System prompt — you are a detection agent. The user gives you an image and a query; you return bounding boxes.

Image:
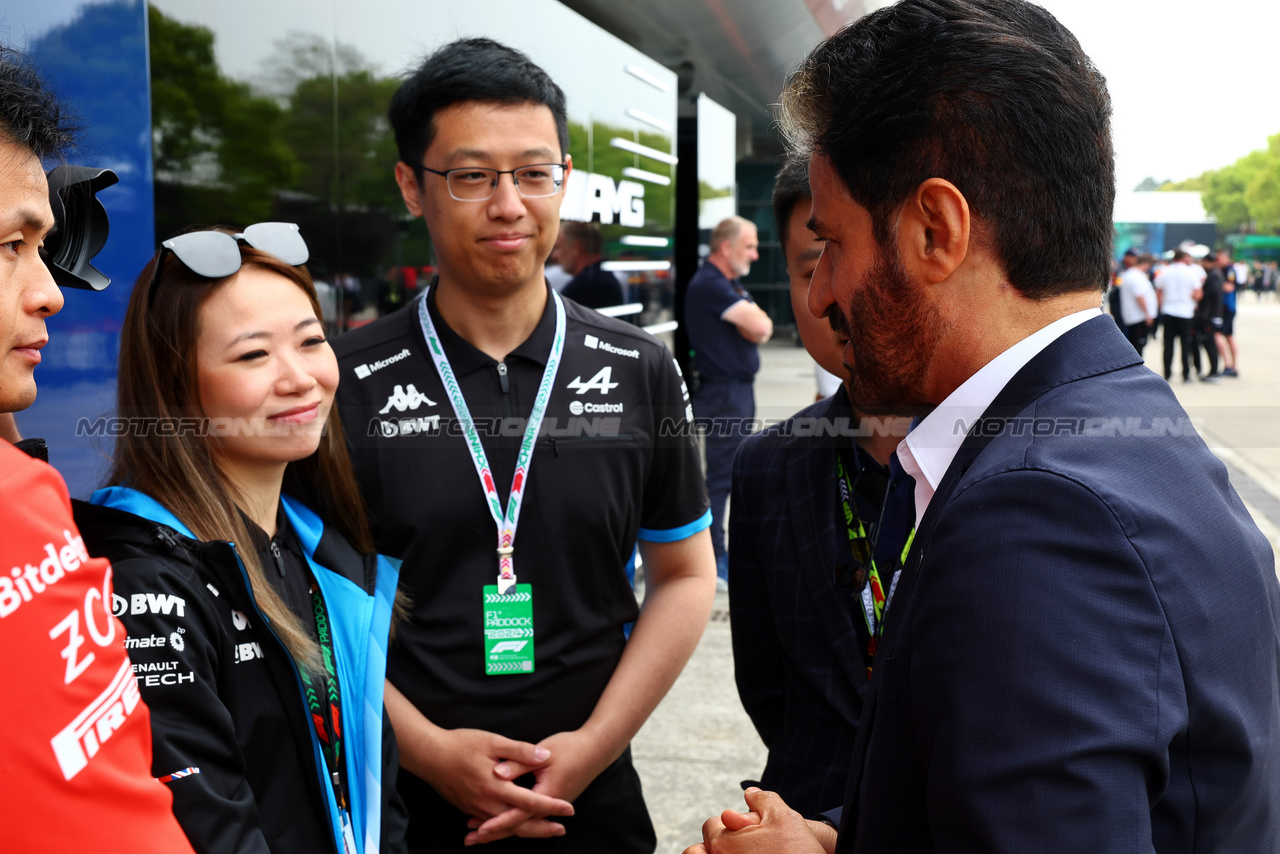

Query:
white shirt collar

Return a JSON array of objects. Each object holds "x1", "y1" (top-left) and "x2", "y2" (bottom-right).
[{"x1": 897, "y1": 308, "x2": 1102, "y2": 528}]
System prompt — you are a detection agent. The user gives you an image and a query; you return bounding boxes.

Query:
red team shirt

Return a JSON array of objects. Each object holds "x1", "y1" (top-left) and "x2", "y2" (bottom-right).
[{"x1": 0, "y1": 440, "x2": 193, "y2": 852}]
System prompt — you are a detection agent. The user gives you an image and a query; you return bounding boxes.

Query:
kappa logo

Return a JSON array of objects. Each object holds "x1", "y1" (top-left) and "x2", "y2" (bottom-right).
[
  {"x1": 490, "y1": 640, "x2": 529, "y2": 654},
  {"x1": 379, "y1": 383, "x2": 436, "y2": 414},
  {"x1": 567, "y1": 366, "x2": 619, "y2": 395},
  {"x1": 353, "y1": 347, "x2": 411, "y2": 380},
  {"x1": 583, "y1": 334, "x2": 639, "y2": 359}
]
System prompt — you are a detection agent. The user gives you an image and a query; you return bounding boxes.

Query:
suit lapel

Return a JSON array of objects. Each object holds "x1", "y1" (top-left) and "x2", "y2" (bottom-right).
[{"x1": 836, "y1": 316, "x2": 1141, "y2": 850}]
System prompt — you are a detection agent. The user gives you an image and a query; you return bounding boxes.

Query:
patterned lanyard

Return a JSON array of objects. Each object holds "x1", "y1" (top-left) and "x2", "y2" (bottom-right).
[
  {"x1": 299, "y1": 586, "x2": 347, "y2": 811},
  {"x1": 418, "y1": 287, "x2": 567, "y2": 593},
  {"x1": 836, "y1": 449, "x2": 915, "y2": 673}
]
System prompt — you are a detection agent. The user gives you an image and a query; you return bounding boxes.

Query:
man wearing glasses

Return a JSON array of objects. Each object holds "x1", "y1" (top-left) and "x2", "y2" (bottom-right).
[{"x1": 331, "y1": 38, "x2": 715, "y2": 853}]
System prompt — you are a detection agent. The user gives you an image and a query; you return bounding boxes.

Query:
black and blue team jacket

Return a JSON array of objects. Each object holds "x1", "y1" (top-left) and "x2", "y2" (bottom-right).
[{"x1": 74, "y1": 488, "x2": 405, "y2": 854}]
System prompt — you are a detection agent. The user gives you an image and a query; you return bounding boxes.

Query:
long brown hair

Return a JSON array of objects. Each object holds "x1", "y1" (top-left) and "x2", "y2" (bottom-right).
[{"x1": 111, "y1": 231, "x2": 373, "y2": 673}]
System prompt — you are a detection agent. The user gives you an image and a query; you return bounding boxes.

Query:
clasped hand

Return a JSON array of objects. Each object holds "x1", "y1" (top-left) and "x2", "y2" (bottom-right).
[
  {"x1": 429, "y1": 727, "x2": 610, "y2": 847},
  {"x1": 683, "y1": 788, "x2": 836, "y2": 854}
]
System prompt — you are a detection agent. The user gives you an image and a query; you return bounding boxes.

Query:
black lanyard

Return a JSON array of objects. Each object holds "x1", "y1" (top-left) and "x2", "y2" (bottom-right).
[{"x1": 299, "y1": 585, "x2": 348, "y2": 811}]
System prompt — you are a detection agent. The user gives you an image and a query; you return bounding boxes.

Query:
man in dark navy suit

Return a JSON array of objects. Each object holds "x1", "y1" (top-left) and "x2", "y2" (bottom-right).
[
  {"x1": 687, "y1": 1, "x2": 1280, "y2": 852},
  {"x1": 728, "y1": 156, "x2": 911, "y2": 818}
]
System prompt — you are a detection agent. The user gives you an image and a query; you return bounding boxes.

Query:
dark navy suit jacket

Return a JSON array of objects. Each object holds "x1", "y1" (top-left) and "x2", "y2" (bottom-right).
[
  {"x1": 729, "y1": 388, "x2": 870, "y2": 817},
  {"x1": 837, "y1": 316, "x2": 1280, "y2": 852}
]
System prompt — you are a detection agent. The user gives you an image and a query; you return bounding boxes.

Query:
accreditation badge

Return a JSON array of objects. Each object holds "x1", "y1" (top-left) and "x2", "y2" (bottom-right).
[{"x1": 482, "y1": 584, "x2": 535, "y2": 675}]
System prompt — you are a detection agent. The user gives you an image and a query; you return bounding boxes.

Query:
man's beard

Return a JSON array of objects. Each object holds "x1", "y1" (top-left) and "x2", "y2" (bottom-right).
[{"x1": 828, "y1": 243, "x2": 947, "y2": 416}]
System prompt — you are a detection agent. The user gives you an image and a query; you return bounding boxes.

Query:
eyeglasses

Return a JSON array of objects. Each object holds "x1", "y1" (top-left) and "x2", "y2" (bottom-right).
[
  {"x1": 146, "y1": 222, "x2": 309, "y2": 307},
  {"x1": 419, "y1": 163, "x2": 565, "y2": 201}
]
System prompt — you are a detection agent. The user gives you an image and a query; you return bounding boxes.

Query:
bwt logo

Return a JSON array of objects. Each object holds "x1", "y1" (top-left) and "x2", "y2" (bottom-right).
[{"x1": 111, "y1": 593, "x2": 186, "y2": 618}]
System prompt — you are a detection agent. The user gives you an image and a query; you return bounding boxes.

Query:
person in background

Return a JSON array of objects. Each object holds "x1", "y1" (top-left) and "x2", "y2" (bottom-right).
[
  {"x1": 556, "y1": 220, "x2": 624, "y2": 309},
  {"x1": 1218, "y1": 249, "x2": 1240, "y2": 377},
  {"x1": 1154, "y1": 249, "x2": 1201, "y2": 383},
  {"x1": 0, "y1": 45, "x2": 197, "y2": 854},
  {"x1": 729, "y1": 155, "x2": 912, "y2": 817},
  {"x1": 1195, "y1": 251, "x2": 1224, "y2": 382},
  {"x1": 73, "y1": 227, "x2": 407, "y2": 854},
  {"x1": 684, "y1": 215, "x2": 772, "y2": 587},
  {"x1": 1118, "y1": 252, "x2": 1157, "y2": 355}
]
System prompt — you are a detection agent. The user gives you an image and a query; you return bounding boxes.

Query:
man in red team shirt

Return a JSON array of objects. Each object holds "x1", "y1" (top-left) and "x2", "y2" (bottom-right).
[{"x1": 0, "y1": 47, "x2": 195, "y2": 852}]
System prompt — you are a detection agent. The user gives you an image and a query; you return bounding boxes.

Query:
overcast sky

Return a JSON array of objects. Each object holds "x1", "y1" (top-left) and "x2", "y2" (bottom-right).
[{"x1": 1030, "y1": 0, "x2": 1279, "y2": 191}]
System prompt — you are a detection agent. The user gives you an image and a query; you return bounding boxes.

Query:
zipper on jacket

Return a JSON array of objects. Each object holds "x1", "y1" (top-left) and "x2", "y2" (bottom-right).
[
  {"x1": 153, "y1": 526, "x2": 179, "y2": 550},
  {"x1": 227, "y1": 543, "x2": 344, "y2": 854},
  {"x1": 270, "y1": 539, "x2": 286, "y2": 577}
]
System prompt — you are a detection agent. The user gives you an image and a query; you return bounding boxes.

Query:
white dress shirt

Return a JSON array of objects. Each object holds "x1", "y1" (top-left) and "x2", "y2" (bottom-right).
[{"x1": 897, "y1": 308, "x2": 1102, "y2": 528}]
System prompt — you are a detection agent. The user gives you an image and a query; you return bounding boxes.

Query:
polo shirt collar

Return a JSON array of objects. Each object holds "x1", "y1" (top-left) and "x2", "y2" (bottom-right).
[{"x1": 424, "y1": 278, "x2": 558, "y2": 376}]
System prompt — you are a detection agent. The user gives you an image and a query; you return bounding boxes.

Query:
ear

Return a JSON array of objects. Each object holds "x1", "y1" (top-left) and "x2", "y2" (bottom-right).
[
  {"x1": 897, "y1": 178, "x2": 970, "y2": 284},
  {"x1": 394, "y1": 162, "x2": 425, "y2": 217}
]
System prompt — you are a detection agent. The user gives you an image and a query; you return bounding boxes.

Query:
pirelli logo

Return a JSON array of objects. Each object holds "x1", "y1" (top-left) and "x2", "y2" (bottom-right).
[{"x1": 50, "y1": 658, "x2": 142, "y2": 780}]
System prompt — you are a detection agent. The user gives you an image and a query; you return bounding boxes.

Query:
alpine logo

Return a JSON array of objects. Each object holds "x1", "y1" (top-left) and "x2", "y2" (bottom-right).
[
  {"x1": 583, "y1": 334, "x2": 639, "y2": 359},
  {"x1": 353, "y1": 347, "x2": 410, "y2": 380},
  {"x1": 567, "y1": 366, "x2": 619, "y2": 395},
  {"x1": 379, "y1": 383, "x2": 436, "y2": 414}
]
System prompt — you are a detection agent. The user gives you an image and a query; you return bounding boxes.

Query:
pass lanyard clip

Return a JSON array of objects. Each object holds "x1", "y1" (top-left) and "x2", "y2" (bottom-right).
[{"x1": 419, "y1": 287, "x2": 567, "y2": 593}]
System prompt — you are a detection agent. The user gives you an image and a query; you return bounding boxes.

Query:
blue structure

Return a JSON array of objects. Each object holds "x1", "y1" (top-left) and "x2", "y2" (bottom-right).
[{"x1": 17, "y1": 0, "x2": 154, "y2": 496}]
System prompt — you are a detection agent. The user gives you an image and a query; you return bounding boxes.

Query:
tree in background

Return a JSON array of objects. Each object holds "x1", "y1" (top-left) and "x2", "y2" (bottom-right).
[{"x1": 1157, "y1": 134, "x2": 1280, "y2": 233}]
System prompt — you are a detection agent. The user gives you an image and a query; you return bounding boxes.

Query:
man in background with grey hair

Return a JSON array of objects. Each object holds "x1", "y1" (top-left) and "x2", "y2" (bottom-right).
[{"x1": 684, "y1": 215, "x2": 771, "y2": 587}]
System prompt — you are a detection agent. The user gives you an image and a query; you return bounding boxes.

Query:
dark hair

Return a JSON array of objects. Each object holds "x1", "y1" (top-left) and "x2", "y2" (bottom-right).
[
  {"x1": 112, "y1": 232, "x2": 374, "y2": 673},
  {"x1": 0, "y1": 45, "x2": 79, "y2": 160},
  {"x1": 560, "y1": 220, "x2": 601, "y2": 256},
  {"x1": 779, "y1": 0, "x2": 1115, "y2": 299},
  {"x1": 389, "y1": 38, "x2": 569, "y2": 173},
  {"x1": 772, "y1": 156, "x2": 811, "y2": 251}
]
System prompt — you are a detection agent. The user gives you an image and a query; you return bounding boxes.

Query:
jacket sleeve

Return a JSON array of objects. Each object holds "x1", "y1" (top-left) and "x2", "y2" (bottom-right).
[
  {"x1": 906, "y1": 470, "x2": 1180, "y2": 851},
  {"x1": 728, "y1": 439, "x2": 787, "y2": 748},
  {"x1": 379, "y1": 705, "x2": 408, "y2": 854},
  {"x1": 109, "y1": 555, "x2": 273, "y2": 854}
]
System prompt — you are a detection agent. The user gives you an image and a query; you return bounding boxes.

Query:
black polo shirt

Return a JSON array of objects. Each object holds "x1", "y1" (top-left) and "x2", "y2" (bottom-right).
[{"x1": 331, "y1": 283, "x2": 709, "y2": 743}]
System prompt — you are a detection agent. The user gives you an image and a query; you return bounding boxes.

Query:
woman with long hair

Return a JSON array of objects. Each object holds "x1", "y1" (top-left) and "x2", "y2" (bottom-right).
[{"x1": 74, "y1": 224, "x2": 407, "y2": 854}]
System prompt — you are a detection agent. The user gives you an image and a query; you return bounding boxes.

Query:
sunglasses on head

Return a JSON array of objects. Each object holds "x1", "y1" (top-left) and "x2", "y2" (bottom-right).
[{"x1": 146, "y1": 222, "x2": 310, "y2": 307}]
